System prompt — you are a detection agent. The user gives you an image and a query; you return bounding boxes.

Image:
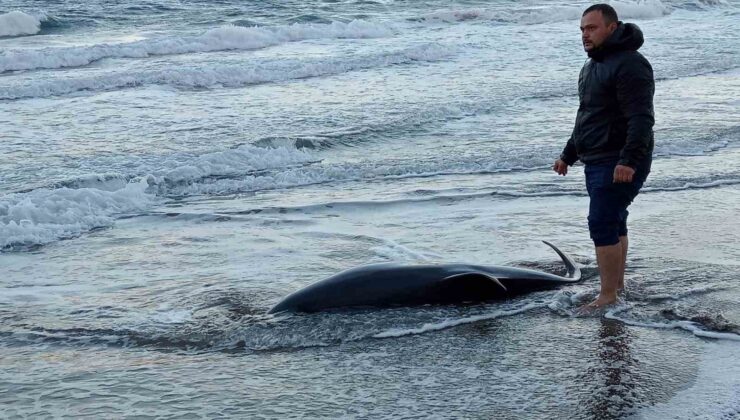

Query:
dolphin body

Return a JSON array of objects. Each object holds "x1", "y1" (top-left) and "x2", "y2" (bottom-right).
[{"x1": 268, "y1": 241, "x2": 581, "y2": 314}]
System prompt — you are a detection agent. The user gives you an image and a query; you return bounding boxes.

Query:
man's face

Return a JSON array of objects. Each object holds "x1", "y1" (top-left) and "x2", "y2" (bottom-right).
[{"x1": 580, "y1": 11, "x2": 617, "y2": 52}]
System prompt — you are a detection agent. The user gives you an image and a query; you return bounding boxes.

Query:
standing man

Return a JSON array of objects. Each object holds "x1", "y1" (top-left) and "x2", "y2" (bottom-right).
[{"x1": 553, "y1": 4, "x2": 654, "y2": 309}]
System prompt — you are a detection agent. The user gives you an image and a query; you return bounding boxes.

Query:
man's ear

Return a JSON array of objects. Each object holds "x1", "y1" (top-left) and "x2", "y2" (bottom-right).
[{"x1": 608, "y1": 21, "x2": 618, "y2": 33}]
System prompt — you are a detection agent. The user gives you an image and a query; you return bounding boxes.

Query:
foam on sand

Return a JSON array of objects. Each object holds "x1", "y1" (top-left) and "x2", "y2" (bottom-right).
[
  {"x1": 605, "y1": 306, "x2": 740, "y2": 341},
  {"x1": 373, "y1": 302, "x2": 545, "y2": 338}
]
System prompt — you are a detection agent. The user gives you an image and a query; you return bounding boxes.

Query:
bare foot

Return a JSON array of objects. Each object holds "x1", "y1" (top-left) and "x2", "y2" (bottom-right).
[
  {"x1": 588, "y1": 294, "x2": 617, "y2": 307},
  {"x1": 578, "y1": 294, "x2": 617, "y2": 314}
]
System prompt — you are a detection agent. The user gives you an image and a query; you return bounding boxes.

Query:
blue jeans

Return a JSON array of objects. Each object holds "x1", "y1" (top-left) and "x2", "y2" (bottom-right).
[{"x1": 585, "y1": 158, "x2": 651, "y2": 247}]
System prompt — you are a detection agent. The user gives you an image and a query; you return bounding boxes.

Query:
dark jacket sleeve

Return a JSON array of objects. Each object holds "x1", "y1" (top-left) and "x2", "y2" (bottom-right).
[
  {"x1": 616, "y1": 54, "x2": 655, "y2": 167},
  {"x1": 560, "y1": 130, "x2": 578, "y2": 165}
]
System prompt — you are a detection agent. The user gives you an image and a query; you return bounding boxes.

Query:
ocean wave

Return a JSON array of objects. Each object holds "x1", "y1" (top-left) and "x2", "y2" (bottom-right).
[
  {"x1": 0, "y1": 178, "x2": 152, "y2": 250},
  {"x1": 158, "y1": 158, "x2": 740, "y2": 200},
  {"x1": 654, "y1": 125, "x2": 740, "y2": 156},
  {"x1": 676, "y1": 0, "x2": 735, "y2": 10},
  {"x1": 417, "y1": 0, "x2": 671, "y2": 24},
  {"x1": 0, "y1": 11, "x2": 50, "y2": 37},
  {"x1": 0, "y1": 145, "x2": 316, "y2": 250},
  {"x1": 19, "y1": 145, "x2": 316, "y2": 194},
  {"x1": 642, "y1": 178, "x2": 740, "y2": 193},
  {"x1": 149, "y1": 144, "x2": 317, "y2": 190},
  {"x1": 0, "y1": 43, "x2": 454, "y2": 100},
  {"x1": 253, "y1": 103, "x2": 481, "y2": 151},
  {"x1": 286, "y1": 14, "x2": 334, "y2": 25},
  {"x1": 1, "y1": 147, "x2": 527, "y2": 250},
  {"x1": 654, "y1": 138, "x2": 731, "y2": 157},
  {"x1": 154, "y1": 153, "x2": 551, "y2": 198},
  {"x1": 609, "y1": 0, "x2": 673, "y2": 18},
  {"x1": 3, "y1": 140, "x2": 740, "y2": 250},
  {"x1": 0, "y1": 19, "x2": 394, "y2": 73},
  {"x1": 179, "y1": 173, "x2": 740, "y2": 217}
]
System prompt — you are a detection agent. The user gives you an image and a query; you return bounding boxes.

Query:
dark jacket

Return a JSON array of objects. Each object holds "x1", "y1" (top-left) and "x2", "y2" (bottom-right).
[{"x1": 560, "y1": 22, "x2": 655, "y2": 168}]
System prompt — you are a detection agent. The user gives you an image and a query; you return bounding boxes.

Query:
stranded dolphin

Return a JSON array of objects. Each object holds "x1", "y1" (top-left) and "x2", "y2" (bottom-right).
[{"x1": 268, "y1": 241, "x2": 581, "y2": 314}]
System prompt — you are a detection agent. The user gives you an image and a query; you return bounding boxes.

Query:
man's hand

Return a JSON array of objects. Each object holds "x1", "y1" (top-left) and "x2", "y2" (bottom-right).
[
  {"x1": 553, "y1": 159, "x2": 569, "y2": 176},
  {"x1": 613, "y1": 165, "x2": 635, "y2": 183}
]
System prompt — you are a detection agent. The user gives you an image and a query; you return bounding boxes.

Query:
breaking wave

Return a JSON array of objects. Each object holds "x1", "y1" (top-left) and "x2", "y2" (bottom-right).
[
  {"x1": 0, "y1": 43, "x2": 454, "y2": 100},
  {"x1": 0, "y1": 178, "x2": 152, "y2": 250},
  {"x1": 417, "y1": 0, "x2": 671, "y2": 24},
  {"x1": 0, "y1": 145, "x2": 314, "y2": 250},
  {"x1": 0, "y1": 10, "x2": 51, "y2": 37},
  {"x1": 0, "y1": 20, "x2": 394, "y2": 73},
  {"x1": 4, "y1": 134, "x2": 740, "y2": 251}
]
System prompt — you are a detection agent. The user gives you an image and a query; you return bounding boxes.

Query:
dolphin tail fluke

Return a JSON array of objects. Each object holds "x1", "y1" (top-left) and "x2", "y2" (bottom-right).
[{"x1": 542, "y1": 241, "x2": 581, "y2": 281}]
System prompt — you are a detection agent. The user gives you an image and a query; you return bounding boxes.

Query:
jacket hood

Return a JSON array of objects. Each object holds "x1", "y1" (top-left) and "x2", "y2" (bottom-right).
[{"x1": 588, "y1": 22, "x2": 644, "y2": 61}]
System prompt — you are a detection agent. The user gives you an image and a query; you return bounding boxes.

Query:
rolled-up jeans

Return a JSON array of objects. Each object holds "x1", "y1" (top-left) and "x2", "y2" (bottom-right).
[{"x1": 585, "y1": 157, "x2": 651, "y2": 247}]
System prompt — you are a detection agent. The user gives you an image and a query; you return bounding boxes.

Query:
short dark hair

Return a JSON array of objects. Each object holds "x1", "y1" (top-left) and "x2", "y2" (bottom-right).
[{"x1": 583, "y1": 4, "x2": 619, "y2": 24}]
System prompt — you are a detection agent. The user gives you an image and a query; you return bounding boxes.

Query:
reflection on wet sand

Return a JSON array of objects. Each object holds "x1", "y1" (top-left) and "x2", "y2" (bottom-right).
[{"x1": 587, "y1": 318, "x2": 638, "y2": 419}]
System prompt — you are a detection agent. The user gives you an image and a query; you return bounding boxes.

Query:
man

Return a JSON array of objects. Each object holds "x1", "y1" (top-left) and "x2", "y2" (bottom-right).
[{"x1": 553, "y1": 4, "x2": 654, "y2": 309}]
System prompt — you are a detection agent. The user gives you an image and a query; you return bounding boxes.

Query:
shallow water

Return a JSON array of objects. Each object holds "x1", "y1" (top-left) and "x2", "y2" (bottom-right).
[{"x1": 2, "y1": 0, "x2": 740, "y2": 418}]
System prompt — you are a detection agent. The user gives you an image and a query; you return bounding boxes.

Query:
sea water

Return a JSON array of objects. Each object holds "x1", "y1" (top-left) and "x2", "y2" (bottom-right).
[{"x1": 1, "y1": 0, "x2": 739, "y2": 418}]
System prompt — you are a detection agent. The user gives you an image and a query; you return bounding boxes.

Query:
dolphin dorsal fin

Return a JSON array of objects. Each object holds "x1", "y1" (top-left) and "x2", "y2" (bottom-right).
[{"x1": 441, "y1": 272, "x2": 507, "y2": 292}]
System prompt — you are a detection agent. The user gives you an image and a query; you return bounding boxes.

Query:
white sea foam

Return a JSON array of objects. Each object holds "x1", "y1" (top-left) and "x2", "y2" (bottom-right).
[
  {"x1": 154, "y1": 150, "x2": 740, "y2": 198},
  {"x1": 605, "y1": 308, "x2": 740, "y2": 341},
  {"x1": 642, "y1": 178, "x2": 740, "y2": 193},
  {"x1": 420, "y1": 0, "x2": 670, "y2": 24},
  {"x1": 0, "y1": 11, "x2": 42, "y2": 37},
  {"x1": 370, "y1": 239, "x2": 440, "y2": 262},
  {"x1": 0, "y1": 43, "x2": 454, "y2": 100},
  {"x1": 646, "y1": 284, "x2": 727, "y2": 301},
  {"x1": 0, "y1": 145, "x2": 317, "y2": 248},
  {"x1": 609, "y1": 0, "x2": 672, "y2": 19},
  {"x1": 373, "y1": 302, "x2": 545, "y2": 338},
  {"x1": 0, "y1": 178, "x2": 152, "y2": 249},
  {"x1": 547, "y1": 289, "x2": 594, "y2": 314},
  {"x1": 2, "y1": 142, "x2": 737, "y2": 249},
  {"x1": 654, "y1": 138, "x2": 730, "y2": 156},
  {"x1": 157, "y1": 154, "x2": 546, "y2": 197},
  {"x1": 151, "y1": 144, "x2": 316, "y2": 186},
  {"x1": 0, "y1": 20, "x2": 394, "y2": 72},
  {"x1": 420, "y1": 8, "x2": 494, "y2": 23},
  {"x1": 150, "y1": 308, "x2": 193, "y2": 324}
]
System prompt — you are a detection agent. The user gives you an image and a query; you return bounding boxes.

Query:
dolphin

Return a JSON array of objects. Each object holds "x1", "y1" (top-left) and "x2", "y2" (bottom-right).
[{"x1": 268, "y1": 241, "x2": 581, "y2": 314}]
